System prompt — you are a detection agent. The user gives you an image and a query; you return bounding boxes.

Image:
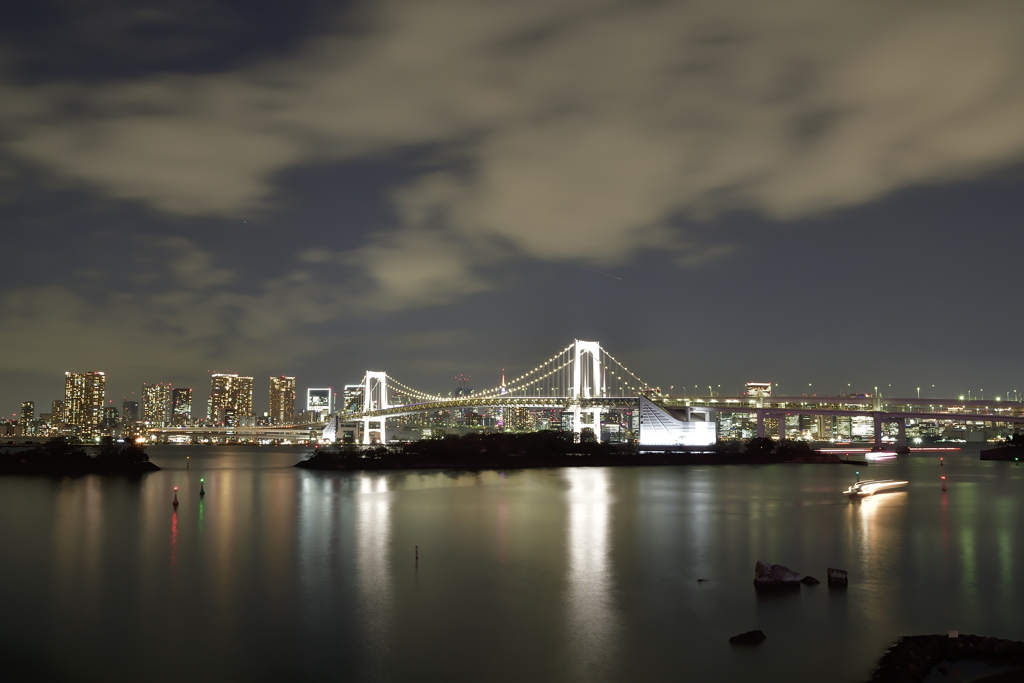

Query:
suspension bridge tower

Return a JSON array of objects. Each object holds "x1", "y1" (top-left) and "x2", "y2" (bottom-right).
[
  {"x1": 570, "y1": 340, "x2": 606, "y2": 440},
  {"x1": 361, "y1": 371, "x2": 388, "y2": 445}
]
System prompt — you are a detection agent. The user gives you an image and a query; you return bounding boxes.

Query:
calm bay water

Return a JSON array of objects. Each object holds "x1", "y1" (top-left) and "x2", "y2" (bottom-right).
[{"x1": 0, "y1": 445, "x2": 1021, "y2": 682}]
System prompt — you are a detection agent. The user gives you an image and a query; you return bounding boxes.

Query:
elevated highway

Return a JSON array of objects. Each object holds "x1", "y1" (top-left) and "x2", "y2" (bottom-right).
[{"x1": 147, "y1": 394, "x2": 1024, "y2": 446}]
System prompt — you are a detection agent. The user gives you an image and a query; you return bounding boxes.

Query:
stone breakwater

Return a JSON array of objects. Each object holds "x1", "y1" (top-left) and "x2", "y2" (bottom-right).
[{"x1": 869, "y1": 634, "x2": 1024, "y2": 682}]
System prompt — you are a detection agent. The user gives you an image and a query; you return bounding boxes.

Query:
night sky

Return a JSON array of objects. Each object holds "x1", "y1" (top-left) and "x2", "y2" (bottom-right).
[{"x1": 3, "y1": 0, "x2": 1023, "y2": 416}]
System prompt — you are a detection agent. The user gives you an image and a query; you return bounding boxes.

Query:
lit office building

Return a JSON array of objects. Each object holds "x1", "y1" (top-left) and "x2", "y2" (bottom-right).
[
  {"x1": 64, "y1": 371, "x2": 106, "y2": 438},
  {"x1": 52, "y1": 399, "x2": 64, "y2": 425},
  {"x1": 142, "y1": 383, "x2": 173, "y2": 427},
  {"x1": 307, "y1": 388, "x2": 332, "y2": 421},
  {"x1": 268, "y1": 376, "x2": 296, "y2": 424},
  {"x1": 744, "y1": 382, "x2": 773, "y2": 397},
  {"x1": 171, "y1": 388, "x2": 192, "y2": 426},
  {"x1": 208, "y1": 373, "x2": 254, "y2": 426},
  {"x1": 20, "y1": 401, "x2": 35, "y2": 436},
  {"x1": 342, "y1": 385, "x2": 363, "y2": 413},
  {"x1": 503, "y1": 406, "x2": 532, "y2": 432}
]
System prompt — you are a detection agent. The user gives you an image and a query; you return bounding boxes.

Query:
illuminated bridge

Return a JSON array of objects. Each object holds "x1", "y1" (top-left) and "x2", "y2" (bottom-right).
[{"x1": 149, "y1": 339, "x2": 1024, "y2": 446}]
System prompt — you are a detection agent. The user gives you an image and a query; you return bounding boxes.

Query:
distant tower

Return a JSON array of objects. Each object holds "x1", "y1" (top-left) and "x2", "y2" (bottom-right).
[
  {"x1": 497, "y1": 369, "x2": 507, "y2": 429},
  {"x1": 64, "y1": 371, "x2": 106, "y2": 438},
  {"x1": 455, "y1": 374, "x2": 473, "y2": 397},
  {"x1": 268, "y1": 376, "x2": 296, "y2": 424}
]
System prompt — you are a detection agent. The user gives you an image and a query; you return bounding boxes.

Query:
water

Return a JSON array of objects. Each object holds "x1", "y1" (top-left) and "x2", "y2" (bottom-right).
[{"x1": 0, "y1": 445, "x2": 1021, "y2": 682}]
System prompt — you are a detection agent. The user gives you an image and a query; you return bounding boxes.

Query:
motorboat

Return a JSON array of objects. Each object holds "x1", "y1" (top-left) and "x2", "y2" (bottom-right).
[
  {"x1": 843, "y1": 479, "x2": 908, "y2": 498},
  {"x1": 865, "y1": 451, "x2": 898, "y2": 461}
]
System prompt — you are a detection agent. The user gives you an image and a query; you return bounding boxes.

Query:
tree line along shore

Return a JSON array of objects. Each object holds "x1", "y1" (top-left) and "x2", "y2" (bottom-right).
[
  {"x1": 0, "y1": 437, "x2": 158, "y2": 475},
  {"x1": 295, "y1": 433, "x2": 851, "y2": 471}
]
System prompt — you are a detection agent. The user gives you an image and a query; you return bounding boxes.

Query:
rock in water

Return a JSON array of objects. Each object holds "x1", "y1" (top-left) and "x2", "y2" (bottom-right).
[
  {"x1": 801, "y1": 575, "x2": 820, "y2": 585},
  {"x1": 827, "y1": 568, "x2": 848, "y2": 586},
  {"x1": 753, "y1": 560, "x2": 803, "y2": 585},
  {"x1": 729, "y1": 630, "x2": 766, "y2": 645}
]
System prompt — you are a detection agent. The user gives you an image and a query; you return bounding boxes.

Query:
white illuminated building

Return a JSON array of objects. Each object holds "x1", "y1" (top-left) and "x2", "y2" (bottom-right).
[{"x1": 638, "y1": 397, "x2": 716, "y2": 446}]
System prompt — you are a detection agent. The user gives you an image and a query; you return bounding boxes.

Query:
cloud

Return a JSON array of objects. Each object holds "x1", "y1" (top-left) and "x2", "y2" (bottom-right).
[
  {"x1": 0, "y1": 237, "x2": 349, "y2": 381},
  {"x1": 3, "y1": 0, "x2": 1024, "y2": 306}
]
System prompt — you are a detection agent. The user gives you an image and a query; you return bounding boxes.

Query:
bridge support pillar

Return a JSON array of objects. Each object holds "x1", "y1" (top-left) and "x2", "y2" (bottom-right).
[
  {"x1": 896, "y1": 419, "x2": 907, "y2": 448},
  {"x1": 778, "y1": 413, "x2": 787, "y2": 441},
  {"x1": 756, "y1": 409, "x2": 765, "y2": 438},
  {"x1": 570, "y1": 407, "x2": 603, "y2": 442},
  {"x1": 873, "y1": 412, "x2": 883, "y2": 448},
  {"x1": 361, "y1": 419, "x2": 385, "y2": 445}
]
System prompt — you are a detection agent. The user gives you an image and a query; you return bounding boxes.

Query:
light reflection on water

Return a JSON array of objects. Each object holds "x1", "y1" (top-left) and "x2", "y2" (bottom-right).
[
  {"x1": 357, "y1": 475, "x2": 394, "y2": 676},
  {"x1": 565, "y1": 468, "x2": 616, "y2": 681},
  {"x1": 0, "y1": 445, "x2": 1022, "y2": 682}
]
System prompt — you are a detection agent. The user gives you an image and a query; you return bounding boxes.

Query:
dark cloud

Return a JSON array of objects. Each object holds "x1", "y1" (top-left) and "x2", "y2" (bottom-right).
[
  {"x1": 0, "y1": 0, "x2": 345, "y2": 82},
  {"x1": 1, "y1": 0, "x2": 1023, "y2": 412}
]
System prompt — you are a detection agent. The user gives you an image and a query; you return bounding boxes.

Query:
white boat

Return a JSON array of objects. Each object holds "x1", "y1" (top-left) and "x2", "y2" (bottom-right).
[
  {"x1": 865, "y1": 451, "x2": 898, "y2": 461},
  {"x1": 843, "y1": 479, "x2": 908, "y2": 497}
]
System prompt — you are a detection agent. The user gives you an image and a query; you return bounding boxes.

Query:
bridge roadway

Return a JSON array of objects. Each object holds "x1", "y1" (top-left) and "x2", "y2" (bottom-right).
[
  {"x1": 666, "y1": 395, "x2": 1024, "y2": 442},
  {"x1": 349, "y1": 394, "x2": 1024, "y2": 420},
  {"x1": 147, "y1": 395, "x2": 1024, "y2": 443}
]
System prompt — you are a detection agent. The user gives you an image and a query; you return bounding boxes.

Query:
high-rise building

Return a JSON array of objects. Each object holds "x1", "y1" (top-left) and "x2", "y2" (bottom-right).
[
  {"x1": 208, "y1": 373, "x2": 254, "y2": 426},
  {"x1": 171, "y1": 388, "x2": 192, "y2": 427},
  {"x1": 142, "y1": 383, "x2": 173, "y2": 427},
  {"x1": 103, "y1": 406, "x2": 120, "y2": 432},
  {"x1": 342, "y1": 384, "x2": 363, "y2": 413},
  {"x1": 64, "y1": 371, "x2": 106, "y2": 438},
  {"x1": 52, "y1": 399, "x2": 64, "y2": 425},
  {"x1": 20, "y1": 401, "x2": 35, "y2": 436},
  {"x1": 268, "y1": 376, "x2": 296, "y2": 424},
  {"x1": 122, "y1": 400, "x2": 140, "y2": 424}
]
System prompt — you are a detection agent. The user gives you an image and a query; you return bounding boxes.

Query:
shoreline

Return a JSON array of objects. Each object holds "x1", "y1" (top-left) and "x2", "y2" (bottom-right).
[{"x1": 0, "y1": 439, "x2": 159, "y2": 476}]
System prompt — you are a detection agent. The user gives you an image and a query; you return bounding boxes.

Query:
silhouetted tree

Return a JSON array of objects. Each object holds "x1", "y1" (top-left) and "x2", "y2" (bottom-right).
[{"x1": 744, "y1": 437, "x2": 775, "y2": 457}]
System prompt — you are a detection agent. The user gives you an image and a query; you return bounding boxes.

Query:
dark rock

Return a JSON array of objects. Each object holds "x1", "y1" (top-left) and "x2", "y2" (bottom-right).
[
  {"x1": 868, "y1": 634, "x2": 1024, "y2": 682},
  {"x1": 801, "y1": 575, "x2": 820, "y2": 585},
  {"x1": 827, "y1": 567, "x2": 848, "y2": 585},
  {"x1": 729, "y1": 630, "x2": 766, "y2": 646},
  {"x1": 754, "y1": 560, "x2": 803, "y2": 585}
]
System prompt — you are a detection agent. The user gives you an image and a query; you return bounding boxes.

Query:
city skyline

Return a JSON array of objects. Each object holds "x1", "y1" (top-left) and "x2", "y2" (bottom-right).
[
  {"x1": 7, "y1": 357, "x2": 1022, "y2": 428},
  {"x1": 2, "y1": 1, "x2": 1023, "y2": 418}
]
